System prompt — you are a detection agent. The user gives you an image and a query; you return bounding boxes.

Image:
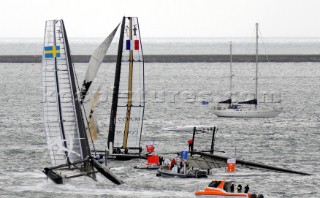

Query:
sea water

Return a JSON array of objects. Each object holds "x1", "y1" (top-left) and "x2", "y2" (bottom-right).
[
  {"x1": 1, "y1": 37, "x2": 320, "y2": 55},
  {"x1": 0, "y1": 61, "x2": 319, "y2": 197}
]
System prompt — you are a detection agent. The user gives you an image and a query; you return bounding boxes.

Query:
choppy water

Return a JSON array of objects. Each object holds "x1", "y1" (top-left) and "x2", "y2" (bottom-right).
[
  {"x1": 0, "y1": 62, "x2": 320, "y2": 197},
  {"x1": 1, "y1": 37, "x2": 320, "y2": 55}
]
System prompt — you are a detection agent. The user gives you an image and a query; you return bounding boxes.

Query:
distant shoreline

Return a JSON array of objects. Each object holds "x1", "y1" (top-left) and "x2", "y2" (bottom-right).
[{"x1": 1, "y1": 55, "x2": 320, "y2": 63}]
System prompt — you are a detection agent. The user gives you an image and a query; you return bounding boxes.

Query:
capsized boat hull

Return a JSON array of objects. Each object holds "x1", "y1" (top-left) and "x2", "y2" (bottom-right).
[
  {"x1": 106, "y1": 154, "x2": 144, "y2": 160},
  {"x1": 162, "y1": 125, "x2": 216, "y2": 132},
  {"x1": 157, "y1": 169, "x2": 207, "y2": 178},
  {"x1": 43, "y1": 168, "x2": 63, "y2": 184},
  {"x1": 213, "y1": 109, "x2": 281, "y2": 118},
  {"x1": 90, "y1": 158, "x2": 122, "y2": 185},
  {"x1": 94, "y1": 150, "x2": 145, "y2": 161},
  {"x1": 134, "y1": 163, "x2": 159, "y2": 170}
]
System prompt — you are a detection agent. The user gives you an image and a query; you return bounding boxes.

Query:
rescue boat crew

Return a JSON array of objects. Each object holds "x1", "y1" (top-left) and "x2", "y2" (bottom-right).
[
  {"x1": 237, "y1": 184, "x2": 242, "y2": 192},
  {"x1": 244, "y1": 184, "x2": 249, "y2": 193},
  {"x1": 230, "y1": 184, "x2": 235, "y2": 192}
]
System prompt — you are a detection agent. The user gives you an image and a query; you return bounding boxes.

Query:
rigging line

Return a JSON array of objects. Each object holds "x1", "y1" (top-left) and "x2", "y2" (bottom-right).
[
  {"x1": 137, "y1": 17, "x2": 145, "y2": 151},
  {"x1": 251, "y1": 24, "x2": 256, "y2": 69},
  {"x1": 258, "y1": 28, "x2": 270, "y2": 63},
  {"x1": 134, "y1": 20, "x2": 142, "y2": 60}
]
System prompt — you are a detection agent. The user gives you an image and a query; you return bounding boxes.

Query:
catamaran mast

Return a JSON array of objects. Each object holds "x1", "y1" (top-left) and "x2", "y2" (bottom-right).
[
  {"x1": 61, "y1": 20, "x2": 91, "y2": 160},
  {"x1": 229, "y1": 42, "x2": 233, "y2": 102},
  {"x1": 52, "y1": 20, "x2": 69, "y2": 163},
  {"x1": 255, "y1": 23, "x2": 259, "y2": 110},
  {"x1": 108, "y1": 17, "x2": 126, "y2": 150},
  {"x1": 123, "y1": 17, "x2": 134, "y2": 149}
]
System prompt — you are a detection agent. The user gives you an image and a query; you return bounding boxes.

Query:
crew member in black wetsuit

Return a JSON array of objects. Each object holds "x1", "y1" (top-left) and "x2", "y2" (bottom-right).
[
  {"x1": 231, "y1": 184, "x2": 235, "y2": 192},
  {"x1": 159, "y1": 156, "x2": 164, "y2": 165},
  {"x1": 244, "y1": 185, "x2": 249, "y2": 193}
]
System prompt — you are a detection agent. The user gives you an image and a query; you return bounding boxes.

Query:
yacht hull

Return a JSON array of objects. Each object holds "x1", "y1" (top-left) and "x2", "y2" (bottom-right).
[{"x1": 213, "y1": 109, "x2": 280, "y2": 118}]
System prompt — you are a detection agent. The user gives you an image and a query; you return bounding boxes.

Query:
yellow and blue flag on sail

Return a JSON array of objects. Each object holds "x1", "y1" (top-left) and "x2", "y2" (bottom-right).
[{"x1": 44, "y1": 46, "x2": 61, "y2": 58}]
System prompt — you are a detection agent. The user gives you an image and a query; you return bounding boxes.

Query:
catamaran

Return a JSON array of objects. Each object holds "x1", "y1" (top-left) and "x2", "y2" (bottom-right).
[
  {"x1": 98, "y1": 16, "x2": 146, "y2": 160},
  {"x1": 41, "y1": 19, "x2": 121, "y2": 184},
  {"x1": 212, "y1": 23, "x2": 281, "y2": 118}
]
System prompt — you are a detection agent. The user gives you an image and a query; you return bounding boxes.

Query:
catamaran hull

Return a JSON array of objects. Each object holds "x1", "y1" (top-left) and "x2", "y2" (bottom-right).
[
  {"x1": 95, "y1": 149, "x2": 145, "y2": 161},
  {"x1": 43, "y1": 168, "x2": 63, "y2": 184},
  {"x1": 213, "y1": 109, "x2": 281, "y2": 118},
  {"x1": 106, "y1": 154, "x2": 144, "y2": 161},
  {"x1": 162, "y1": 125, "x2": 216, "y2": 132},
  {"x1": 156, "y1": 169, "x2": 207, "y2": 178},
  {"x1": 90, "y1": 159, "x2": 122, "y2": 185}
]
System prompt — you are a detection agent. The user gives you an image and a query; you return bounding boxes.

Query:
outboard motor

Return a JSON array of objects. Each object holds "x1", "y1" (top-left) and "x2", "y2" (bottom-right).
[{"x1": 257, "y1": 194, "x2": 264, "y2": 198}]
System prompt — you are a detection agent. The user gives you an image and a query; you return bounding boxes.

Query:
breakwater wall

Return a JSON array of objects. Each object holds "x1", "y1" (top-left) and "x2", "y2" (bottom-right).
[{"x1": 1, "y1": 55, "x2": 320, "y2": 63}]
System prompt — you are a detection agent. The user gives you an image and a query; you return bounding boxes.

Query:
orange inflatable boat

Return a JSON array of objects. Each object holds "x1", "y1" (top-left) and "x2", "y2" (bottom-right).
[{"x1": 195, "y1": 180, "x2": 264, "y2": 198}]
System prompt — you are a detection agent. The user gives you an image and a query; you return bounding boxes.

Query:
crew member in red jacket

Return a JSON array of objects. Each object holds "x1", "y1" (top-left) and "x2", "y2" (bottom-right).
[{"x1": 188, "y1": 139, "x2": 193, "y2": 152}]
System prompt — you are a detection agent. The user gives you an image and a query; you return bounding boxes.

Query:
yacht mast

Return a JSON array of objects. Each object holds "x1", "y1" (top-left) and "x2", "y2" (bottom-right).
[
  {"x1": 123, "y1": 17, "x2": 133, "y2": 149},
  {"x1": 229, "y1": 42, "x2": 233, "y2": 102},
  {"x1": 255, "y1": 23, "x2": 259, "y2": 110}
]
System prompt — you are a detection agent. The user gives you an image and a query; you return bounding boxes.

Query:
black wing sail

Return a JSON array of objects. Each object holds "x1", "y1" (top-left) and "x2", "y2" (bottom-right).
[{"x1": 108, "y1": 17, "x2": 126, "y2": 151}]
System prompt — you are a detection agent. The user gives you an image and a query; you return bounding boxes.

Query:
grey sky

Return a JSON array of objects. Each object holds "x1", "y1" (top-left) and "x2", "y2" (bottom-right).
[{"x1": 1, "y1": 0, "x2": 320, "y2": 38}]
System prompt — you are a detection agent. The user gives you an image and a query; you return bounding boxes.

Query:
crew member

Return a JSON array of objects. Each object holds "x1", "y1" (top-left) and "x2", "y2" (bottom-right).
[
  {"x1": 188, "y1": 139, "x2": 193, "y2": 152},
  {"x1": 230, "y1": 184, "x2": 235, "y2": 192},
  {"x1": 237, "y1": 184, "x2": 242, "y2": 193},
  {"x1": 171, "y1": 158, "x2": 176, "y2": 169},
  {"x1": 159, "y1": 156, "x2": 164, "y2": 165},
  {"x1": 244, "y1": 184, "x2": 249, "y2": 193}
]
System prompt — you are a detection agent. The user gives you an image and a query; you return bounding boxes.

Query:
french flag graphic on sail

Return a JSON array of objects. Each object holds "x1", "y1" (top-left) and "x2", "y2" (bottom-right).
[{"x1": 126, "y1": 40, "x2": 140, "y2": 50}]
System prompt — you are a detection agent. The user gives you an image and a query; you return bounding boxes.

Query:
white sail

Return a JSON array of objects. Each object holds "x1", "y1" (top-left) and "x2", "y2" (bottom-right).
[
  {"x1": 109, "y1": 17, "x2": 145, "y2": 152},
  {"x1": 42, "y1": 20, "x2": 89, "y2": 166},
  {"x1": 80, "y1": 24, "x2": 119, "y2": 101}
]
